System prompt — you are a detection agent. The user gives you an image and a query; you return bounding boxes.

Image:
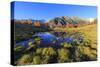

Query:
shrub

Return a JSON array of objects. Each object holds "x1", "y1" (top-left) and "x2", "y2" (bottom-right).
[
  {"x1": 58, "y1": 48, "x2": 70, "y2": 62},
  {"x1": 36, "y1": 48, "x2": 43, "y2": 55},
  {"x1": 14, "y1": 45, "x2": 23, "y2": 52},
  {"x1": 42, "y1": 47, "x2": 57, "y2": 63},
  {"x1": 17, "y1": 54, "x2": 31, "y2": 65},
  {"x1": 25, "y1": 42, "x2": 36, "y2": 52},
  {"x1": 32, "y1": 56, "x2": 41, "y2": 64},
  {"x1": 76, "y1": 45, "x2": 97, "y2": 61},
  {"x1": 61, "y1": 42, "x2": 72, "y2": 48},
  {"x1": 42, "y1": 47, "x2": 56, "y2": 56}
]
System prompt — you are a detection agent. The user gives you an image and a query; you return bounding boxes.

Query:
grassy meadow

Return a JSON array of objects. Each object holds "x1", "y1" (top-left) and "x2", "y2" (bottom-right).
[{"x1": 14, "y1": 23, "x2": 97, "y2": 65}]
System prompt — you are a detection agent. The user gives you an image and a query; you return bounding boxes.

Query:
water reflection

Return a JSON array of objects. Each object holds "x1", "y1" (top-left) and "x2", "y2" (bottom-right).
[{"x1": 16, "y1": 32, "x2": 73, "y2": 48}]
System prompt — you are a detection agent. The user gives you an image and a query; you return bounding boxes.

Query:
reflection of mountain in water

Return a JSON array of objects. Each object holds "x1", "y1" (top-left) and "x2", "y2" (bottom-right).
[{"x1": 16, "y1": 32, "x2": 74, "y2": 48}]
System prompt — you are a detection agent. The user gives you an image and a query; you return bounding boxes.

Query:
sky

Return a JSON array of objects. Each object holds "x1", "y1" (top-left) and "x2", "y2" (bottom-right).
[{"x1": 12, "y1": 1, "x2": 97, "y2": 21}]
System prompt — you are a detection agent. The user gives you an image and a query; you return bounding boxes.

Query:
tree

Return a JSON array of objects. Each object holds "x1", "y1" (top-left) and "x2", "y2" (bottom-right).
[
  {"x1": 33, "y1": 22, "x2": 41, "y2": 27},
  {"x1": 45, "y1": 22, "x2": 49, "y2": 27}
]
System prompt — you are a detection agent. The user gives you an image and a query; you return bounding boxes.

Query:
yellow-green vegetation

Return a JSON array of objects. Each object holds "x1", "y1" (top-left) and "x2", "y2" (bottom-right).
[
  {"x1": 14, "y1": 24, "x2": 97, "y2": 65},
  {"x1": 79, "y1": 24, "x2": 97, "y2": 49},
  {"x1": 32, "y1": 56, "x2": 41, "y2": 64},
  {"x1": 17, "y1": 54, "x2": 32, "y2": 65},
  {"x1": 54, "y1": 24, "x2": 97, "y2": 50},
  {"x1": 78, "y1": 24, "x2": 97, "y2": 60},
  {"x1": 42, "y1": 47, "x2": 57, "y2": 63},
  {"x1": 58, "y1": 48, "x2": 70, "y2": 62},
  {"x1": 61, "y1": 42, "x2": 72, "y2": 48},
  {"x1": 14, "y1": 45, "x2": 23, "y2": 52},
  {"x1": 36, "y1": 48, "x2": 43, "y2": 55},
  {"x1": 26, "y1": 42, "x2": 36, "y2": 51},
  {"x1": 42, "y1": 47, "x2": 56, "y2": 56}
]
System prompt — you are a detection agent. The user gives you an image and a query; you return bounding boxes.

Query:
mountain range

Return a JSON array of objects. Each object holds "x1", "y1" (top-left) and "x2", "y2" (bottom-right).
[{"x1": 14, "y1": 16, "x2": 96, "y2": 28}]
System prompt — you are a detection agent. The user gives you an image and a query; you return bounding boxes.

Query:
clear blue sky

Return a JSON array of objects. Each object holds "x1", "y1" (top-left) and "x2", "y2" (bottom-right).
[{"x1": 12, "y1": 1, "x2": 97, "y2": 20}]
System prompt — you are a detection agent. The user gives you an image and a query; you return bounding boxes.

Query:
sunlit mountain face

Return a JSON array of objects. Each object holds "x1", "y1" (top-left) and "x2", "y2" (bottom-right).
[{"x1": 14, "y1": 16, "x2": 96, "y2": 29}]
